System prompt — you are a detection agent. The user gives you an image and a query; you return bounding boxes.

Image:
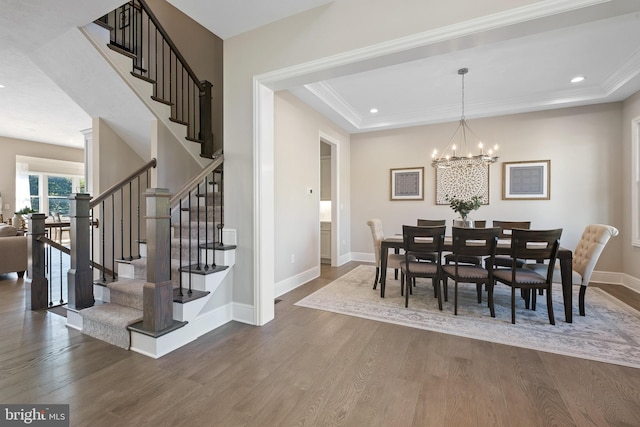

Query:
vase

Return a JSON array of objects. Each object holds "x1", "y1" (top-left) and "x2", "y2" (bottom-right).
[
  {"x1": 453, "y1": 218, "x2": 474, "y2": 228},
  {"x1": 12, "y1": 214, "x2": 22, "y2": 229}
]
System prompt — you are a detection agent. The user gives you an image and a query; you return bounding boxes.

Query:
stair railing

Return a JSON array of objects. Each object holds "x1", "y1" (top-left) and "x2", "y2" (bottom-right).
[
  {"x1": 97, "y1": 0, "x2": 215, "y2": 158},
  {"x1": 89, "y1": 158, "x2": 157, "y2": 285},
  {"x1": 169, "y1": 151, "x2": 224, "y2": 298}
]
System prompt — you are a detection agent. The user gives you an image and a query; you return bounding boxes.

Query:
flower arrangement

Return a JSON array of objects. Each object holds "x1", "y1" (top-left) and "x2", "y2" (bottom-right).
[
  {"x1": 446, "y1": 195, "x2": 482, "y2": 221},
  {"x1": 15, "y1": 206, "x2": 36, "y2": 215}
]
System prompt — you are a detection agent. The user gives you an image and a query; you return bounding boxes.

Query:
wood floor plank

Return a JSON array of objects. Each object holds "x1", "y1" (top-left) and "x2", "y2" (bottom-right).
[{"x1": 1, "y1": 265, "x2": 639, "y2": 426}]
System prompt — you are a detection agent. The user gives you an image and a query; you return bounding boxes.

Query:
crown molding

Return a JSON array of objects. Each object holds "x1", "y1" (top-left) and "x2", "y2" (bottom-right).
[{"x1": 257, "y1": 0, "x2": 610, "y2": 87}]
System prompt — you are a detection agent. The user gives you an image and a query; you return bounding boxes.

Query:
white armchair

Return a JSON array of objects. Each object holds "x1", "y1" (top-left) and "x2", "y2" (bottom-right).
[
  {"x1": 526, "y1": 224, "x2": 619, "y2": 316},
  {"x1": 367, "y1": 218, "x2": 404, "y2": 290}
]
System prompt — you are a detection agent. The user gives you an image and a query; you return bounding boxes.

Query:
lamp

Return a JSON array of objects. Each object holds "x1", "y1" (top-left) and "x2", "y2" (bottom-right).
[{"x1": 431, "y1": 68, "x2": 499, "y2": 169}]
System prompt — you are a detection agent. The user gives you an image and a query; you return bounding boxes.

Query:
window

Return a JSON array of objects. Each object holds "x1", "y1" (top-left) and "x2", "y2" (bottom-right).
[
  {"x1": 633, "y1": 116, "x2": 640, "y2": 247},
  {"x1": 29, "y1": 175, "x2": 40, "y2": 212},
  {"x1": 28, "y1": 173, "x2": 84, "y2": 217}
]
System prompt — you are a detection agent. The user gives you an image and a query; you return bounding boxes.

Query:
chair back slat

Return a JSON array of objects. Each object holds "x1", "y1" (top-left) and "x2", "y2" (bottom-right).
[
  {"x1": 510, "y1": 229, "x2": 562, "y2": 262},
  {"x1": 402, "y1": 225, "x2": 446, "y2": 258},
  {"x1": 493, "y1": 220, "x2": 531, "y2": 238},
  {"x1": 451, "y1": 227, "x2": 499, "y2": 258},
  {"x1": 417, "y1": 219, "x2": 446, "y2": 227}
]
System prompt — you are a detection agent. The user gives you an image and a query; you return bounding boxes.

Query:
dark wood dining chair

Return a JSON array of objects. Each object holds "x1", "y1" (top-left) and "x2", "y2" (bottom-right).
[
  {"x1": 400, "y1": 225, "x2": 446, "y2": 309},
  {"x1": 442, "y1": 227, "x2": 499, "y2": 316},
  {"x1": 490, "y1": 220, "x2": 531, "y2": 268},
  {"x1": 415, "y1": 220, "x2": 445, "y2": 263},
  {"x1": 492, "y1": 228, "x2": 563, "y2": 324},
  {"x1": 443, "y1": 220, "x2": 488, "y2": 269}
]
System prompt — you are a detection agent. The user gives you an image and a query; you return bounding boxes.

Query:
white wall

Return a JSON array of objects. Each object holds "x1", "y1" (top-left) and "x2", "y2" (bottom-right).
[
  {"x1": 274, "y1": 91, "x2": 350, "y2": 291},
  {"x1": 623, "y1": 91, "x2": 640, "y2": 280},
  {"x1": 351, "y1": 103, "x2": 623, "y2": 273}
]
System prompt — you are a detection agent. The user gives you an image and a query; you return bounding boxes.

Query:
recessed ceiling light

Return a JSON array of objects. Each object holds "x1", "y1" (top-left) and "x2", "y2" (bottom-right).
[
  {"x1": 571, "y1": 76, "x2": 585, "y2": 83},
  {"x1": 369, "y1": 108, "x2": 378, "y2": 114},
  {"x1": 0, "y1": 84, "x2": 5, "y2": 88}
]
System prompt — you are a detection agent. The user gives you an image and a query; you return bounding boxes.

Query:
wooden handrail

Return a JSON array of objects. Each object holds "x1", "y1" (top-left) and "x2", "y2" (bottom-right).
[
  {"x1": 170, "y1": 152, "x2": 223, "y2": 205},
  {"x1": 138, "y1": 0, "x2": 204, "y2": 92},
  {"x1": 90, "y1": 158, "x2": 156, "y2": 208}
]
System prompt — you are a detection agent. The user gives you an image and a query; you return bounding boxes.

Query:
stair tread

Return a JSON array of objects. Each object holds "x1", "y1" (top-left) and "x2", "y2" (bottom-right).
[
  {"x1": 80, "y1": 304, "x2": 142, "y2": 326},
  {"x1": 107, "y1": 278, "x2": 145, "y2": 295}
]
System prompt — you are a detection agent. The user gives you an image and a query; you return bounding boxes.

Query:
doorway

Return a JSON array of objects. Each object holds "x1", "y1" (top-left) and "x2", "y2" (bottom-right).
[{"x1": 320, "y1": 141, "x2": 332, "y2": 265}]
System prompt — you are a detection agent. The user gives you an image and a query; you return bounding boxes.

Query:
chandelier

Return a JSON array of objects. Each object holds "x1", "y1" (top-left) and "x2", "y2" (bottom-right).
[{"x1": 431, "y1": 68, "x2": 498, "y2": 169}]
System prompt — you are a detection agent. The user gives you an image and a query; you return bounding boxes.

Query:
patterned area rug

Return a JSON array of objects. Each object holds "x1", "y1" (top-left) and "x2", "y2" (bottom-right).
[{"x1": 296, "y1": 265, "x2": 640, "y2": 368}]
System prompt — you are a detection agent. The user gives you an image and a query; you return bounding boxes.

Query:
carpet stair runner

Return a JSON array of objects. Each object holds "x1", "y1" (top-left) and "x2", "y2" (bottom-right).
[
  {"x1": 80, "y1": 279, "x2": 145, "y2": 349},
  {"x1": 79, "y1": 192, "x2": 222, "y2": 350}
]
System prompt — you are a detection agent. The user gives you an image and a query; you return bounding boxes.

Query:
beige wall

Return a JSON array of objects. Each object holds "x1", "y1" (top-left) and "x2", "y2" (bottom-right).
[
  {"x1": 0, "y1": 137, "x2": 83, "y2": 220},
  {"x1": 622, "y1": 91, "x2": 640, "y2": 280},
  {"x1": 274, "y1": 91, "x2": 350, "y2": 285},
  {"x1": 351, "y1": 103, "x2": 624, "y2": 273}
]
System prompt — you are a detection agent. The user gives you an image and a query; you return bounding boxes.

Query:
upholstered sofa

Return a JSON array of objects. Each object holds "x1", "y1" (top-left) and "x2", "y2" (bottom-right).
[{"x1": 0, "y1": 224, "x2": 27, "y2": 277}]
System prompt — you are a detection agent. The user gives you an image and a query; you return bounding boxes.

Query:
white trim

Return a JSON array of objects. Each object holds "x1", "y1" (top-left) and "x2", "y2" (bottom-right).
[
  {"x1": 319, "y1": 131, "x2": 341, "y2": 267},
  {"x1": 620, "y1": 273, "x2": 640, "y2": 294},
  {"x1": 256, "y1": 0, "x2": 609, "y2": 88},
  {"x1": 233, "y1": 302, "x2": 256, "y2": 324},
  {"x1": 275, "y1": 266, "x2": 320, "y2": 298},
  {"x1": 632, "y1": 116, "x2": 640, "y2": 247},
  {"x1": 337, "y1": 253, "x2": 352, "y2": 266},
  {"x1": 350, "y1": 252, "x2": 375, "y2": 263},
  {"x1": 253, "y1": 80, "x2": 275, "y2": 326}
]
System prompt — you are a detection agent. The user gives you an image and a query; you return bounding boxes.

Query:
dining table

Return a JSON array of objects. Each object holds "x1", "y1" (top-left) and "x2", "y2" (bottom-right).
[{"x1": 379, "y1": 235, "x2": 575, "y2": 323}]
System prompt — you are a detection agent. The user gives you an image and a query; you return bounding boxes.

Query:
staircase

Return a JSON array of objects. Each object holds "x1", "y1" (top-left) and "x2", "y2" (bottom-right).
[
  {"x1": 61, "y1": 1, "x2": 234, "y2": 357},
  {"x1": 68, "y1": 186, "x2": 236, "y2": 357}
]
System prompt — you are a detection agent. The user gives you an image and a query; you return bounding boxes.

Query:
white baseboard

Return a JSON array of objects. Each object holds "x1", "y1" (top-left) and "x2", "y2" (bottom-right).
[
  {"x1": 350, "y1": 252, "x2": 374, "y2": 263},
  {"x1": 621, "y1": 273, "x2": 640, "y2": 294},
  {"x1": 130, "y1": 303, "x2": 235, "y2": 359},
  {"x1": 274, "y1": 266, "x2": 319, "y2": 298},
  {"x1": 232, "y1": 302, "x2": 255, "y2": 325},
  {"x1": 337, "y1": 253, "x2": 354, "y2": 266},
  {"x1": 571, "y1": 270, "x2": 640, "y2": 294}
]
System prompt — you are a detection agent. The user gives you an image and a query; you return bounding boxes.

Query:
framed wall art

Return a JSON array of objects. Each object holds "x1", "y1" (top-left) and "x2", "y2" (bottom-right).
[
  {"x1": 503, "y1": 160, "x2": 550, "y2": 200},
  {"x1": 390, "y1": 167, "x2": 424, "y2": 200},
  {"x1": 435, "y1": 163, "x2": 489, "y2": 205}
]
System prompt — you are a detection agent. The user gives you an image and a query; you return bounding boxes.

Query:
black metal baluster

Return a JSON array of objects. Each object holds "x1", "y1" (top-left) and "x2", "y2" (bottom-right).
[
  {"x1": 136, "y1": 175, "x2": 141, "y2": 258},
  {"x1": 179, "y1": 197, "x2": 183, "y2": 297},
  {"x1": 128, "y1": 181, "x2": 132, "y2": 260},
  {"x1": 111, "y1": 194, "x2": 115, "y2": 281},
  {"x1": 204, "y1": 174, "x2": 209, "y2": 271},
  {"x1": 101, "y1": 201, "x2": 106, "y2": 282},
  {"x1": 188, "y1": 190, "x2": 192, "y2": 295},
  {"x1": 59, "y1": 245, "x2": 63, "y2": 305},
  {"x1": 196, "y1": 181, "x2": 201, "y2": 270},
  {"x1": 120, "y1": 189, "x2": 124, "y2": 260}
]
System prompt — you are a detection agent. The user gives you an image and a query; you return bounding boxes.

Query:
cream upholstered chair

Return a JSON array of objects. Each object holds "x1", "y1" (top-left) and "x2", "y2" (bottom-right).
[
  {"x1": 367, "y1": 219, "x2": 404, "y2": 290},
  {"x1": 526, "y1": 224, "x2": 619, "y2": 316}
]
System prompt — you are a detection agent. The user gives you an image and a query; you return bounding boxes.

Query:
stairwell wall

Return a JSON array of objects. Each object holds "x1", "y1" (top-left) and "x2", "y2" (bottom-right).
[{"x1": 146, "y1": 0, "x2": 224, "y2": 154}]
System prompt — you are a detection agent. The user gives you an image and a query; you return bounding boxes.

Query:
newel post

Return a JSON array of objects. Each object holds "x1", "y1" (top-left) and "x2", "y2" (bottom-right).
[
  {"x1": 143, "y1": 188, "x2": 173, "y2": 332},
  {"x1": 68, "y1": 193, "x2": 94, "y2": 310},
  {"x1": 26, "y1": 213, "x2": 48, "y2": 310}
]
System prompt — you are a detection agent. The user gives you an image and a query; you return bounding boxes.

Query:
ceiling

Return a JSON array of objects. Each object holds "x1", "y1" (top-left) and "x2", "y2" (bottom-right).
[{"x1": 1, "y1": 0, "x2": 640, "y2": 148}]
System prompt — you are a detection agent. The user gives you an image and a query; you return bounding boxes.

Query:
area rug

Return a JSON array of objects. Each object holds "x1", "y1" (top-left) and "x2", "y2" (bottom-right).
[{"x1": 296, "y1": 265, "x2": 640, "y2": 369}]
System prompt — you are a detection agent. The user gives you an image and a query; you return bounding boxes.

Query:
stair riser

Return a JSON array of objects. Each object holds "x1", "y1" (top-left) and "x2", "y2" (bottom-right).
[
  {"x1": 180, "y1": 208, "x2": 222, "y2": 222},
  {"x1": 173, "y1": 224, "x2": 219, "y2": 240}
]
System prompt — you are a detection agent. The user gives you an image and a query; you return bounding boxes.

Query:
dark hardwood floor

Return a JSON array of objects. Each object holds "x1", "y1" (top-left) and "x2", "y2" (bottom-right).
[{"x1": 1, "y1": 264, "x2": 639, "y2": 426}]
